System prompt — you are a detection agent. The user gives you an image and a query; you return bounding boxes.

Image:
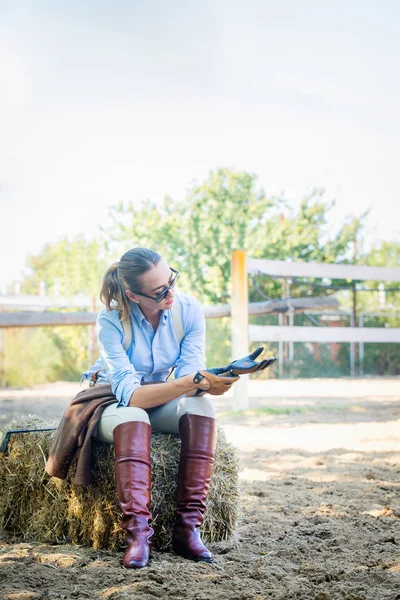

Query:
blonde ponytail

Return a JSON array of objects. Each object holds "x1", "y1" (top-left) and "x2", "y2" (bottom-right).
[{"x1": 100, "y1": 262, "x2": 131, "y2": 321}]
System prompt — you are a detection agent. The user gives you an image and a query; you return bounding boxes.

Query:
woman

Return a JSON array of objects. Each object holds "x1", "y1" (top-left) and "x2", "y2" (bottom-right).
[{"x1": 83, "y1": 247, "x2": 239, "y2": 569}]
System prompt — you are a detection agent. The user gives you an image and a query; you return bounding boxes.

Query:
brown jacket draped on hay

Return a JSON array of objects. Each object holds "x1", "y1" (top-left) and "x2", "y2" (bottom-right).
[{"x1": 45, "y1": 384, "x2": 117, "y2": 486}]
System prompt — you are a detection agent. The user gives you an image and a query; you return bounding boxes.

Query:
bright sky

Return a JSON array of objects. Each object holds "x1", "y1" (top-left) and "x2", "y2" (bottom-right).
[{"x1": 1, "y1": 0, "x2": 399, "y2": 288}]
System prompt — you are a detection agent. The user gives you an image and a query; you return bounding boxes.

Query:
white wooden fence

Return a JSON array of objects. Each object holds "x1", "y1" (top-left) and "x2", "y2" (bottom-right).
[
  {"x1": 231, "y1": 251, "x2": 400, "y2": 410},
  {"x1": 1, "y1": 256, "x2": 399, "y2": 405}
]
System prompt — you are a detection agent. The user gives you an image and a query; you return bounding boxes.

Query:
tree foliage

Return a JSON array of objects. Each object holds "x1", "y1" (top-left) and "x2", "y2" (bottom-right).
[
  {"x1": 9, "y1": 236, "x2": 108, "y2": 386},
  {"x1": 22, "y1": 235, "x2": 107, "y2": 298},
  {"x1": 103, "y1": 168, "x2": 362, "y2": 305}
]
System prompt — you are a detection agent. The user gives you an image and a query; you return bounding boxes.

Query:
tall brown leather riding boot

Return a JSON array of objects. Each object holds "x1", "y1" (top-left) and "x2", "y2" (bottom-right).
[
  {"x1": 172, "y1": 413, "x2": 217, "y2": 563},
  {"x1": 113, "y1": 421, "x2": 154, "y2": 568}
]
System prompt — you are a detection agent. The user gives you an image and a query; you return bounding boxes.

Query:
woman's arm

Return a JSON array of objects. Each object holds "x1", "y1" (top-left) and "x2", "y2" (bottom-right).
[
  {"x1": 127, "y1": 374, "x2": 199, "y2": 408},
  {"x1": 97, "y1": 311, "x2": 143, "y2": 406},
  {"x1": 128, "y1": 371, "x2": 237, "y2": 408}
]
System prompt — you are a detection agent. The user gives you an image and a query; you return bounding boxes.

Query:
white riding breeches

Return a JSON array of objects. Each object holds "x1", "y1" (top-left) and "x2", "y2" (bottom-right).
[{"x1": 94, "y1": 394, "x2": 216, "y2": 444}]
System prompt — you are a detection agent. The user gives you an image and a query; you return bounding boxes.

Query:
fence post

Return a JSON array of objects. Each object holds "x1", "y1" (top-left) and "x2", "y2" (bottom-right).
[
  {"x1": 350, "y1": 312, "x2": 355, "y2": 377},
  {"x1": 231, "y1": 250, "x2": 249, "y2": 410},
  {"x1": 288, "y1": 308, "x2": 295, "y2": 377},
  {"x1": 278, "y1": 313, "x2": 284, "y2": 377},
  {"x1": 359, "y1": 313, "x2": 364, "y2": 376},
  {"x1": 0, "y1": 329, "x2": 5, "y2": 387},
  {"x1": 87, "y1": 296, "x2": 96, "y2": 367}
]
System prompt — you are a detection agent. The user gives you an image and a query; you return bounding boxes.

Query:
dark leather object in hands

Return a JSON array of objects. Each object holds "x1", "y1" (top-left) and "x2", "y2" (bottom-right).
[
  {"x1": 206, "y1": 347, "x2": 277, "y2": 376},
  {"x1": 193, "y1": 348, "x2": 276, "y2": 396}
]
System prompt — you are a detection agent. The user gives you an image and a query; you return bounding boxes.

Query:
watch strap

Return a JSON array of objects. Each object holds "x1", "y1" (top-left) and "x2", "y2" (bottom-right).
[{"x1": 193, "y1": 371, "x2": 206, "y2": 384}]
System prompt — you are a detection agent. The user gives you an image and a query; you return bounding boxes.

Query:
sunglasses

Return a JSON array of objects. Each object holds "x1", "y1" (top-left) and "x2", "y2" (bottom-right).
[{"x1": 132, "y1": 268, "x2": 179, "y2": 303}]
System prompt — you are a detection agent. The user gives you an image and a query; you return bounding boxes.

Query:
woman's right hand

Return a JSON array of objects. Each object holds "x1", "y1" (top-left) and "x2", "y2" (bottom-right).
[{"x1": 193, "y1": 370, "x2": 239, "y2": 396}]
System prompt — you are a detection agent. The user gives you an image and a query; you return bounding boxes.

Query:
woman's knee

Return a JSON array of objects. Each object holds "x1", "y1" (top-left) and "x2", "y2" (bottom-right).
[
  {"x1": 113, "y1": 405, "x2": 150, "y2": 425},
  {"x1": 180, "y1": 395, "x2": 216, "y2": 420},
  {"x1": 95, "y1": 403, "x2": 150, "y2": 443}
]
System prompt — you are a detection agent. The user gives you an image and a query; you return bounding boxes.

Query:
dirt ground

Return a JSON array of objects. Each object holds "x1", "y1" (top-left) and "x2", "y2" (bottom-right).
[{"x1": 1, "y1": 379, "x2": 399, "y2": 600}]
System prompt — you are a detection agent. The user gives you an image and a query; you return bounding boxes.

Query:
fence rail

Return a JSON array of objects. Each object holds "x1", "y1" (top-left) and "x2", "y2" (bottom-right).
[
  {"x1": 249, "y1": 325, "x2": 400, "y2": 343},
  {"x1": 0, "y1": 296, "x2": 339, "y2": 328},
  {"x1": 247, "y1": 258, "x2": 400, "y2": 282}
]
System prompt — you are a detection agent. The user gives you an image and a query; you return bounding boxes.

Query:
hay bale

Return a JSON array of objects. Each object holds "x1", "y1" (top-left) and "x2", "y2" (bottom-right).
[{"x1": 0, "y1": 415, "x2": 239, "y2": 551}]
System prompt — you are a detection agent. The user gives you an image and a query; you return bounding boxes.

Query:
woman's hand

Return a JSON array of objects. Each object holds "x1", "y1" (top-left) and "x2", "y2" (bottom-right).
[{"x1": 193, "y1": 370, "x2": 239, "y2": 396}]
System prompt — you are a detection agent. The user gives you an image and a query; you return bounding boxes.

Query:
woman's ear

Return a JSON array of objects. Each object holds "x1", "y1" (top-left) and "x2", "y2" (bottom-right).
[{"x1": 125, "y1": 289, "x2": 139, "y2": 303}]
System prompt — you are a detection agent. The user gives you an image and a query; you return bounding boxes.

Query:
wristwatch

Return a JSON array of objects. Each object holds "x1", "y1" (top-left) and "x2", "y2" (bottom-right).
[
  {"x1": 193, "y1": 371, "x2": 209, "y2": 396},
  {"x1": 193, "y1": 371, "x2": 206, "y2": 385}
]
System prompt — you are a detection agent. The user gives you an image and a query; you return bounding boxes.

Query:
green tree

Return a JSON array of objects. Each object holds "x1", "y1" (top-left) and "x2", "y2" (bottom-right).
[
  {"x1": 104, "y1": 169, "x2": 276, "y2": 303},
  {"x1": 7, "y1": 235, "x2": 108, "y2": 386},
  {"x1": 22, "y1": 235, "x2": 107, "y2": 297},
  {"x1": 104, "y1": 168, "x2": 363, "y2": 305},
  {"x1": 103, "y1": 167, "x2": 365, "y2": 372}
]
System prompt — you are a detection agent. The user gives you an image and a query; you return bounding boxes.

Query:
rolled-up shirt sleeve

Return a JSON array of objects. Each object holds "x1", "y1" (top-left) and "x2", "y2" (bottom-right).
[
  {"x1": 174, "y1": 299, "x2": 206, "y2": 379},
  {"x1": 97, "y1": 312, "x2": 141, "y2": 407}
]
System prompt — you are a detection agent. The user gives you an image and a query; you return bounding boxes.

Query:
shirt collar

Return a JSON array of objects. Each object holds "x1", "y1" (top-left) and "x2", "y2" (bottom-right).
[
  {"x1": 130, "y1": 301, "x2": 146, "y2": 326},
  {"x1": 130, "y1": 301, "x2": 168, "y2": 326}
]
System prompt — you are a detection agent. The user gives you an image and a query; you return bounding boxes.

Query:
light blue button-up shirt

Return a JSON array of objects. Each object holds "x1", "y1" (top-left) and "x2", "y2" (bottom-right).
[{"x1": 82, "y1": 291, "x2": 206, "y2": 407}]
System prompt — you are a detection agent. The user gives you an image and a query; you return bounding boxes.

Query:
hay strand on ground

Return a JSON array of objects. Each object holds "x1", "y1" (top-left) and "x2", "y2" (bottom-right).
[{"x1": 0, "y1": 415, "x2": 239, "y2": 551}]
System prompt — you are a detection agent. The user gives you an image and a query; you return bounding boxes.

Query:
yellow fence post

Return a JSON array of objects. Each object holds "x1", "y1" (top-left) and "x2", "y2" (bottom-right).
[{"x1": 231, "y1": 249, "x2": 249, "y2": 411}]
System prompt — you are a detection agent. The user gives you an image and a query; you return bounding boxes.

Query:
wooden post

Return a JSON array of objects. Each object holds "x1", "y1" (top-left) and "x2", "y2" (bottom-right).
[
  {"x1": 87, "y1": 296, "x2": 96, "y2": 366},
  {"x1": 359, "y1": 313, "x2": 365, "y2": 376},
  {"x1": 0, "y1": 328, "x2": 5, "y2": 387},
  {"x1": 288, "y1": 308, "x2": 294, "y2": 377},
  {"x1": 231, "y1": 250, "x2": 249, "y2": 411},
  {"x1": 352, "y1": 286, "x2": 358, "y2": 376},
  {"x1": 349, "y1": 312, "x2": 355, "y2": 377},
  {"x1": 278, "y1": 313, "x2": 284, "y2": 378},
  {"x1": 281, "y1": 278, "x2": 290, "y2": 375}
]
